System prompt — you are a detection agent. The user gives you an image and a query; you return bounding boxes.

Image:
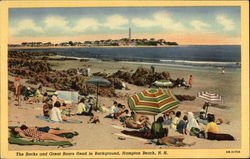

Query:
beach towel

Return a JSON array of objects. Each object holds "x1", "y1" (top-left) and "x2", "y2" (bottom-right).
[
  {"x1": 121, "y1": 130, "x2": 155, "y2": 139},
  {"x1": 207, "y1": 132, "x2": 235, "y2": 141},
  {"x1": 111, "y1": 124, "x2": 141, "y2": 131},
  {"x1": 8, "y1": 137, "x2": 73, "y2": 147},
  {"x1": 36, "y1": 115, "x2": 82, "y2": 124}
]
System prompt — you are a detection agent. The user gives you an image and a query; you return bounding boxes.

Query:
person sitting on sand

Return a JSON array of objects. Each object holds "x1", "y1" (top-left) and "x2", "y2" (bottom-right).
[
  {"x1": 42, "y1": 92, "x2": 49, "y2": 103},
  {"x1": 117, "y1": 109, "x2": 130, "y2": 122},
  {"x1": 35, "y1": 85, "x2": 44, "y2": 98},
  {"x1": 77, "y1": 98, "x2": 93, "y2": 116},
  {"x1": 186, "y1": 112, "x2": 201, "y2": 136},
  {"x1": 197, "y1": 103, "x2": 209, "y2": 125},
  {"x1": 198, "y1": 114, "x2": 235, "y2": 141},
  {"x1": 51, "y1": 92, "x2": 59, "y2": 106},
  {"x1": 205, "y1": 114, "x2": 219, "y2": 134},
  {"x1": 180, "y1": 78, "x2": 190, "y2": 88},
  {"x1": 61, "y1": 103, "x2": 72, "y2": 117},
  {"x1": 43, "y1": 99, "x2": 53, "y2": 118},
  {"x1": 171, "y1": 111, "x2": 181, "y2": 130},
  {"x1": 174, "y1": 78, "x2": 181, "y2": 87},
  {"x1": 151, "y1": 116, "x2": 168, "y2": 139},
  {"x1": 24, "y1": 87, "x2": 34, "y2": 101},
  {"x1": 176, "y1": 115, "x2": 188, "y2": 134},
  {"x1": 157, "y1": 135, "x2": 196, "y2": 147},
  {"x1": 107, "y1": 101, "x2": 118, "y2": 118},
  {"x1": 76, "y1": 98, "x2": 87, "y2": 115},
  {"x1": 14, "y1": 125, "x2": 73, "y2": 142},
  {"x1": 114, "y1": 104, "x2": 128, "y2": 119},
  {"x1": 87, "y1": 113, "x2": 100, "y2": 124},
  {"x1": 163, "y1": 111, "x2": 175, "y2": 125},
  {"x1": 50, "y1": 101, "x2": 63, "y2": 122}
]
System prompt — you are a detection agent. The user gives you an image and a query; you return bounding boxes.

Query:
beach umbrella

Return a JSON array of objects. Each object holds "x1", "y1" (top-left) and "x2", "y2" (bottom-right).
[
  {"x1": 152, "y1": 79, "x2": 173, "y2": 88},
  {"x1": 128, "y1": 88, "x2": 179, "y2": 116},
  {"x1": 85, "y1": 77, "x2": 111, "y2": 108},
  {"x1": 46, "y1": 88, "x2": 56, "y2": 96},
  {"x1": 197, "y1": 92, "x2": 222, "y2": 117}
]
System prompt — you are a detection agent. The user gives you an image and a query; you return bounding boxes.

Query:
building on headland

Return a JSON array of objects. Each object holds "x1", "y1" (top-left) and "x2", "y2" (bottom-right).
[
  {"x1": 12, "y1": 28, "x2": 178, "y2": 47},
  {"x1": 129, "y1": 27, "x2": 131, "y2": 40}
]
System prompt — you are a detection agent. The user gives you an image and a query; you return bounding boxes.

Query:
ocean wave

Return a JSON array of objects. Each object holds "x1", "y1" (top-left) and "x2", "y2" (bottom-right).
[{"x1": 160, "y1": 59, "x2": 240, "y2": 67}]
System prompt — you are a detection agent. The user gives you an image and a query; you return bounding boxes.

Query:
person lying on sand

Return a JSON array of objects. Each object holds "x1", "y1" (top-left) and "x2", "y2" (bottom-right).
[
  {"x1": 124, "y1": 114, "x2": 150, "y2": 129},
  {"x1": 14, "y1": 125, "x2": 73, "y2": 142},
  {"x1": 157, "y1": 135, "x2": 196, "y2": 147}
]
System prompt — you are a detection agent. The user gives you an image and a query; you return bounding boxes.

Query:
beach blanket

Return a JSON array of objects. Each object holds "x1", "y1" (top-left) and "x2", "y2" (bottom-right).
[
  {"x1": 121, "y1": 130, "x2": 155, "y2": 139},
  {"x1": 8, "y1": 126, "x2": 78, "y2": 147},
  {"x1": 111, "y1": 124, "x2": 142, "y2": 131},
  {"x1": 8, "y1": 137, "x2": 73, "y2": 147},
  {"x1": 36, "y1": 115, "x2": 82, "y2": 124}
]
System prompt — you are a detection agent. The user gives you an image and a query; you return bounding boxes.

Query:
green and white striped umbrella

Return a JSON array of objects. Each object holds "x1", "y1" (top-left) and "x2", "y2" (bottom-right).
[
  {"x1": 153, "y1": 80, "x2": 173, "y2": 87},
  {"x1": 128, "y1": 88, "x2": 179, "y2": 115}
]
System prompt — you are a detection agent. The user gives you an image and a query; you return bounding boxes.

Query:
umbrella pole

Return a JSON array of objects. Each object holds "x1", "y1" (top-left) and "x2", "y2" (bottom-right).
[
  {"x1": 153, "y1": 115, "x2": 155, "y2": 122},
  {"x1": 96, "y1": 84, "x2": 99, "y2": 110},
  {"x1": 205, "y1": 103, "x2": 209, "y2": 118}
]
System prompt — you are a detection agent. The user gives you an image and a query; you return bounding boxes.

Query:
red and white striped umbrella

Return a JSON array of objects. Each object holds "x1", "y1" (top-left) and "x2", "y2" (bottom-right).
[{"x1": 197, "y1": 92, "x2": 222, "y2": 103}]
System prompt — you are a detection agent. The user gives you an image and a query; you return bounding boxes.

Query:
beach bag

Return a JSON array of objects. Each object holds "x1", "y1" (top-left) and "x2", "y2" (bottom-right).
[{"x1": 189, "y1": 127, "x2": 200, "y2": 136}]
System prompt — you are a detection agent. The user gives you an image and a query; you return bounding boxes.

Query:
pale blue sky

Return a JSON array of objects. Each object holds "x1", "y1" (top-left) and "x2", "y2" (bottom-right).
[{"x1": 9, "y1": 7, "x2": 241, "y2": 44}]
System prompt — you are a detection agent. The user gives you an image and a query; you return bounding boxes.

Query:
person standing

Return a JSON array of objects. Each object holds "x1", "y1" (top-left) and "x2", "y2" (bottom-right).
[
  {"x1": 87, "y1": 67, "x2": 91, "y2": 76},
  {"x1": 188, "y1": 75, "x2": 193, "y2": 87},
  {"x1": 151, "y1": 65, "x2": 155, "y2": 73},
  {"x1": 14, "y1": 76, "x2": 21, "y2": 106}
]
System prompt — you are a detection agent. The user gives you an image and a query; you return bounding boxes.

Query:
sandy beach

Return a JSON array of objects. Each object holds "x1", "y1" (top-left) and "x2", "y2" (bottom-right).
[{"x1": 8, "y1": 56, "x2": 241, "y2": 150}]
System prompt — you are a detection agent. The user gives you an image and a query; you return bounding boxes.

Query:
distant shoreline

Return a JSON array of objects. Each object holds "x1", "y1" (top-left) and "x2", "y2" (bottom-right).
[
  {"x1": 8, "y1": 44, "x2": 241, "y2": 50},
  {"x1": 8, "y1": 45, "x2": 179, "y2": 50}
]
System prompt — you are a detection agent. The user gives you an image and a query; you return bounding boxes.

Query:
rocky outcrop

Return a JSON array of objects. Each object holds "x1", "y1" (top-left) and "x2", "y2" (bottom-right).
[
  {"x1": 8, "y1": 50, "x2": 116, "y2": 97},
  {"x1": 110, "y1": 67, "x2": 170, "y2": 86}
]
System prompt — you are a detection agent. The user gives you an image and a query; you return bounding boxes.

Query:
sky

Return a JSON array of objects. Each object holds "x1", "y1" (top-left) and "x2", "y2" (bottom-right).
[{"x1": 9, "y1": 7, "x2": 241, "y2": 45}]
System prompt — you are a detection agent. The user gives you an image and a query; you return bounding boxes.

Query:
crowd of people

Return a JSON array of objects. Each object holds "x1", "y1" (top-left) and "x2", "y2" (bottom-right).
[{"x1": 11, "y1": 74, "x2": 234, "y2": 147}]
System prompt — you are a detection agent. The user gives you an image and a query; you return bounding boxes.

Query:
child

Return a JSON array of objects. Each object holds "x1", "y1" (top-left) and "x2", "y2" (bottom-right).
[{"x1": 88, "y1": 113, "x2": 100, "y2": 124}]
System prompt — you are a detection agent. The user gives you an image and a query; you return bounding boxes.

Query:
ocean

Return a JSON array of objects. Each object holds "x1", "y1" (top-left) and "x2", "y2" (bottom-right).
[{"x1": 14, "y1": 45, "x2": 241, "y2": 68}]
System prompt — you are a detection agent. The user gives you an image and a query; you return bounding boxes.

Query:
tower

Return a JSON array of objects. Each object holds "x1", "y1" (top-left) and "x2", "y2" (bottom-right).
[{"x1": 129, "y1": 27, "x2": 131, "y2": 40}]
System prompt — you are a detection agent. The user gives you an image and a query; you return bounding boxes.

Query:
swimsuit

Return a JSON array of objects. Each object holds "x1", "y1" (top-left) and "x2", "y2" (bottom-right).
[
  {"x1": 37, "y1": 126, "x2": 50, "y2": 133},
  {"x1": 22, "y1": 128, "x2": 44, "y2": 141}
]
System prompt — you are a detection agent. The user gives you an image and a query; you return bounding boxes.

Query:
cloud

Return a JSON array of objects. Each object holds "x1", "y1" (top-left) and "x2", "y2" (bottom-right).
[
  {"x1": 10, "y1": 19, "x2": 43, "y2": 35},
  {"x1": 72, "y1": 18, "x2": 100, "y2": 32},
  {"x1": 216, "y1": 15, "x2": 235, "y2": 31},
  {"x1": 131, "y1": 11, "x2": 186, "y2": 31},
  {"x1": 190, "y1": 20, "x2": 210, "y2": 30},
  {"x1": 104, "y1": 15, "x2": 129, "y2": 29},
  {"x1": 44, "y1": 16, "x2": 69, "y2": 30}
]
